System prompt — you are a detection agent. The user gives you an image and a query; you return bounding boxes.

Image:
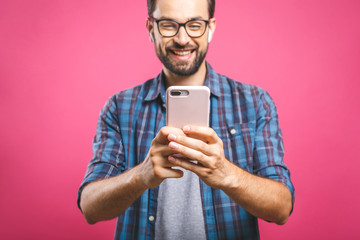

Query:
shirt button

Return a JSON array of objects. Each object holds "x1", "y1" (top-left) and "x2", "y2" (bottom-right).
[
  {"x1": 149, "y1": 216, "x2": 155, "y2": 222},
  {"x1": 230, "y1": 128, "x2": 237, "y2": 135}
]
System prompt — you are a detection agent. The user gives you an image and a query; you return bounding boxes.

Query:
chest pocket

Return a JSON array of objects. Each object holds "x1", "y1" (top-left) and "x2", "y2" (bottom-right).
[{"x1": 216, "y1": 121, "x2": 256, "y2": 173}]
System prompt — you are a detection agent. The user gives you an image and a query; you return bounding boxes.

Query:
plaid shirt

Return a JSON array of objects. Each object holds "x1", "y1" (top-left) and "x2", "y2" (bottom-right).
[{"x1": 78, "y1": 63, "x2": 294, "y2": 239}]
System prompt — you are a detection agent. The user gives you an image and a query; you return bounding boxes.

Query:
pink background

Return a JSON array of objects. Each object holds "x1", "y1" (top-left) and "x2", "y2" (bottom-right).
[{"x1": 1, "y1": 0, "x2": 360, "y2": 239}]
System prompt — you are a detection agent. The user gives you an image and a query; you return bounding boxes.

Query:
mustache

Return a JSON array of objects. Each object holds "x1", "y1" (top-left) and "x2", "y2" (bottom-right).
[{"x1": 166, "y1": 43, "x2": 198, "y2": 50}]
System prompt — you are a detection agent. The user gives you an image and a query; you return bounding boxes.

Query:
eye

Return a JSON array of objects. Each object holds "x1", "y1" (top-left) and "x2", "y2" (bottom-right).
[
  {"x1": 186, "y1": 21, "x2": 203, "y2": 31},
  {"x1": 188, "y1": 24, "x2": 201, "y2": 29},
  {"x1": 159, "y1": 21, "x2": 177, "y2": 29}
]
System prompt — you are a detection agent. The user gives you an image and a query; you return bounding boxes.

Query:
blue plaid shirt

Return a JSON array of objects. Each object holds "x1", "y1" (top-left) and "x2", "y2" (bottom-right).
[{"x1": 78, "y1": 63, "x2": 294, "y2": 239}]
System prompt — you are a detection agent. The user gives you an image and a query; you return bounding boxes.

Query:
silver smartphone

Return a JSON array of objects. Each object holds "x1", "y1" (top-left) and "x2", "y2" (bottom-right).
[{"x1": 166, "y1": 86, "x2": 210, "y2": 128}]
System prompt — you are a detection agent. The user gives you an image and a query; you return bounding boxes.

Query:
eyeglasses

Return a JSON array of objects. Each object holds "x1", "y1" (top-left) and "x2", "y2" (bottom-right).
[{"x1": 149, "y1": 17, "x2": 209, "y2": 38}]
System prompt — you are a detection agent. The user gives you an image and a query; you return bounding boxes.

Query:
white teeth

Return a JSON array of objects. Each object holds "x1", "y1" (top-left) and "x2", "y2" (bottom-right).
[{"x1": 173, "y1": 50, "x2": 191, "y2": 56}]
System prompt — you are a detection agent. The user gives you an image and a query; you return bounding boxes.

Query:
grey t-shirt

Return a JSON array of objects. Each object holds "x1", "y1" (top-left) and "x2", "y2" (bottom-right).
[{"x1": 155, "y1": 167, "x2": 206, "y2": 240}]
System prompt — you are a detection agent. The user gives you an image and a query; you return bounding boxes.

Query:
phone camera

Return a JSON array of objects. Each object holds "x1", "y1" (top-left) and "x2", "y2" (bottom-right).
[{"x1": 170, "y1": 91, "x2": 181, "y2": 96}]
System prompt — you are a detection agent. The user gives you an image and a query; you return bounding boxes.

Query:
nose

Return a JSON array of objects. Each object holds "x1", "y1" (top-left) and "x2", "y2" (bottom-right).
[{"x1": 174, "y1": 26, "x2": 191, "y2": 46}]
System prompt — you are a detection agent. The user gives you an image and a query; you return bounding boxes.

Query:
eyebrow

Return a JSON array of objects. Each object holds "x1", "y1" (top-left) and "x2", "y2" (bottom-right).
[{"x1": 157, "y1": 16, "x2": 205, "y2": 21}]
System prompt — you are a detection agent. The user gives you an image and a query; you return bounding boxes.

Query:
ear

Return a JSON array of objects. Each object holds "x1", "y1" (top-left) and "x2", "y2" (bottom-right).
[
  {"x1": 207, "y1": 18, "x2": 216, "y2": 43},
  {"x1": 146, "y1": 18, "x2": 155, "y2": 42}
]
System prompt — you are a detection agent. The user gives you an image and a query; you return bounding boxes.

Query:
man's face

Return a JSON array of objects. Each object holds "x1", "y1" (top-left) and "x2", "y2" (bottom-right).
[{"x1": 149, "y1": 0, "x2": 215, "y2": 76}]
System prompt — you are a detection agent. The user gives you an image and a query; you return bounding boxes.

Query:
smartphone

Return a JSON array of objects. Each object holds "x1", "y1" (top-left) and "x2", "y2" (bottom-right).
[{"x1": 166, "y1": 86, "x2": 210, "y2": 128}]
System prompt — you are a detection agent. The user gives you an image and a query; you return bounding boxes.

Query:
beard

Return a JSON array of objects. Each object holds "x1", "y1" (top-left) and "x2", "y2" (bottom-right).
[{"x1": 156, "y1": 42, "x2": 208, "y2": 76}]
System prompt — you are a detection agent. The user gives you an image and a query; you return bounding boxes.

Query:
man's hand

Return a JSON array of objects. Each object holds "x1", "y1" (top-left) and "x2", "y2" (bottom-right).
[
  {"x1": 139, "y1": 126, "x2": 186, "y2": 189},
  {"x1": 166, "y1": 125, "x2": 292, "y2": 224},
  {"x1": 80, "y1": 126, "x2": 187, "y2": 224},
  {"x1": 166, "y1": 125, "x2": 235, "y2": 189}
]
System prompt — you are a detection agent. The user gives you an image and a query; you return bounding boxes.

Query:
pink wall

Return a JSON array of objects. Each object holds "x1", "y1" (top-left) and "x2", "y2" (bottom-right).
[{"x1": 1, "y1": 0, "x2": 359, "y2": 239}]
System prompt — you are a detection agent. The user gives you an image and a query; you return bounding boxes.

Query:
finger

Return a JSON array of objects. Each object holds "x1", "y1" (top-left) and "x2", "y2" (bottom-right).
[
  {"x1": 168, "y1": 133, "x2": 213, "y2": 156},
  {"x1": 156, "y1": 126, "x2": 187, "y2": 144},
  {"x1": 182, "y1": 125, "x2": 220, "y2": 144},
  {"x1": 168, "y1": 141, "x2": 211, "y2": 167},
  {"x1": 169, "y1": 156, "x2": 205, "y2": 176},
  {"x1": 155, "y1": 166, "x2": 184, "y2": 178},
  {"x1": 150, "y1": 143, "x2": 176, "y2": 159},
  {"x1": 157, "y1": 158, "x2": 178, "y2": 168},
  {"x1": 168, "y1": 155, "x2": 204, "y2": 174},
  {"x1": 151, "y1": 150, "x2": 182, "y2": 169}
]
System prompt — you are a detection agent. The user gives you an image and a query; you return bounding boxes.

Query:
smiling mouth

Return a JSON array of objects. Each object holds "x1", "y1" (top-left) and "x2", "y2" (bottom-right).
[{"x1": 170, "y1": 49, "x2": 195, "y2": 56}]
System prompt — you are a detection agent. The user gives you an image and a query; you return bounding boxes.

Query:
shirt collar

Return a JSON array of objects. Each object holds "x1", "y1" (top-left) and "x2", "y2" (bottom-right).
[
  {"x1": 144, "y1": 71, "x2": 167, "y2": 102},
  {"x1": 204, "y1": 62, "x2": 221, "y2": 98},
  {"x1": 144, "y1": 61, "x2": 220, "y2": 103}
]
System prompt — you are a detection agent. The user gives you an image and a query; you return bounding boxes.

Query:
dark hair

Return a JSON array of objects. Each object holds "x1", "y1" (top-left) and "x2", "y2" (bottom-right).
[{"x1": 147, "y1": 0, "x2": 215, "y2": 18}]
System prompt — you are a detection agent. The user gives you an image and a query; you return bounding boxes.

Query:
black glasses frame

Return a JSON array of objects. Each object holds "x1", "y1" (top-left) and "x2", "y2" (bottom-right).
[{"x1": 149, "y1": 17, "x2": 209, "y2": 38}]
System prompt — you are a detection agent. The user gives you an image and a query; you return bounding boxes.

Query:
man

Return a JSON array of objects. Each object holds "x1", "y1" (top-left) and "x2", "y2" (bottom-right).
[{"x1": 77, "y1": 0, "x2": 295, "y2": 239}]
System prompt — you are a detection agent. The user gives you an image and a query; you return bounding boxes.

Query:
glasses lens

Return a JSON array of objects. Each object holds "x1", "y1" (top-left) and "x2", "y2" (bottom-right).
[
  {"x1": 158, "y1": 20, "x2": 178, "y2": 37},
  {"x1": 185, "y1": 20, "x2": 206, "y2": 37}
]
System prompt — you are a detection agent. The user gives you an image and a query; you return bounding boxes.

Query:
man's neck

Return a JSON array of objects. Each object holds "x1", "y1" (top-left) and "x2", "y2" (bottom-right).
[{"x1": 164, "y1": 62, "x2": 207, "y2": 88}]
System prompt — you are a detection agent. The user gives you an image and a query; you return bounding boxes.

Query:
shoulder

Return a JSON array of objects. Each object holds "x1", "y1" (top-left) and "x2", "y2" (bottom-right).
[
  {"x1": 101, "y1": 78, "x2": 155, "y2": 107},
  {"x1": 113, "y1": 78, "x2": 155, "y2": 102},
  {"x1": 99, "y1": 78, "x2": 157, "y2": 116},
  {"x1": 216, "y1": 74, "x2": 278, "y2": 122},
  {"x1": 218, "y1": 74, "x2": 271, "y2": 104}
]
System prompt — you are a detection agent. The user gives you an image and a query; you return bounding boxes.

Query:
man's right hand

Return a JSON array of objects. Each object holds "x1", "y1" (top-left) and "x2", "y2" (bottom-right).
[
  {"x1": 80, "y1": 126, "x2": 186, "y2": 224},
  {"x1": 139, "y1": 126, "x2": 186, "y2": 189}
]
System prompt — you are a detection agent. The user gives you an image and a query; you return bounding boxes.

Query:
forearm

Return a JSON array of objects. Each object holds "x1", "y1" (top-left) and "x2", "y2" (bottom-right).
[
  {"x1": 222, "y1": 162, "x2": 292, "y2": 225},
  {"x1": 80, "y1": 164, "x2": 148, "y2": 224}
]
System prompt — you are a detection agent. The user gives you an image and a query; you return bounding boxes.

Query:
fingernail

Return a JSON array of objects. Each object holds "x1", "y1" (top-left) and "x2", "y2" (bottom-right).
[
  {"x1": 168, "y1": 156, "x2": 176, "y2": 162},
  {"x1": 168, "y1": 133, "x2": 176, "y2": 141},
  {"x1": 183, "y1": 126, "x2": 190, "y2": 132},
  {"x1": 169, "y1": 142, "x2": 178, "y2": 149}
]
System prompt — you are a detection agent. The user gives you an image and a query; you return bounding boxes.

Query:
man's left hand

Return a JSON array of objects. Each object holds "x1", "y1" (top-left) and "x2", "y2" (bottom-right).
[{"x1": 167, "y1": 125, "x2": 236, "y2": 189}]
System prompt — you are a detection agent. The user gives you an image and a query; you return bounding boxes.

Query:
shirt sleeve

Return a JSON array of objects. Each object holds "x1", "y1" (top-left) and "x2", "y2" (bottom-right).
[
  {"x1": 253, "y1": 89, "x2": 295, "y2": 210},
  {"x1": 77, "y1": 96, "x2": 125, "y2": 211}
]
